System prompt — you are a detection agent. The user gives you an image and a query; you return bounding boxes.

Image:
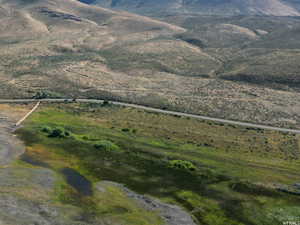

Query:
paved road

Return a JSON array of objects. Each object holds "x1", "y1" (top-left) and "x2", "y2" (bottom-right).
[{"x1": 1, "y1": 98, "x2": 300, "y2": 134}]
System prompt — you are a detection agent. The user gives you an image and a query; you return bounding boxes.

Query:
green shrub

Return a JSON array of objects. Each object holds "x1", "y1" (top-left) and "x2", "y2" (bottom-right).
[
  {"x1": 64, "y1": 130, "x2": 71, "y2": 137},
  {"x1": 102, "y1": 100, "x2": 110, "y2": 106},
  {"x1": 168, "y1": 160, "x2": 196, "y2": 172},
  {"x1": 94, "y1": 140, "x2": 120, "y2": 152},
  {"x1": 34, "y1": 91, "x2": 48, "y2": 99},
  {"x1": 48, "y1": 127, "x2": 70, "y2": 138},
  {"x1": 41, "y1": 126, "x2": 52, "y2": 133},
  {"x1": 33, "y1": 91, "x2": 62, "y2": 99},
  {"x1": 121, "y1": 128, "x2": 130, "y2": 132}
]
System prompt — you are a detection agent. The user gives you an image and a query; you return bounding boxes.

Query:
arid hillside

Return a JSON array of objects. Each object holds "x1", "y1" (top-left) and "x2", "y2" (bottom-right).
[
  {"x1": 89, "y1": 0, "x2": 300, "y2": 16},
  {"x1": 0, "y1": 0, "x2": 188, "y2": 98},
  {"x1": 1, "y1": 0, "x2": 300, "y2": 128}
]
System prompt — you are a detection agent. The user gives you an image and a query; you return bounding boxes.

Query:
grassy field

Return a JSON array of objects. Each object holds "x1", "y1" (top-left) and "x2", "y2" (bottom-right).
[{"x1": 16, "y1": 102, "x2": 300, "y2": 225}]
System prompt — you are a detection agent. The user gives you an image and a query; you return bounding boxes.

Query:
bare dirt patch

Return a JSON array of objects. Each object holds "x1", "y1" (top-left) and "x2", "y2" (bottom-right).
[{"x1": 0, "y1": 104, "x2": 34, "y2": 166}]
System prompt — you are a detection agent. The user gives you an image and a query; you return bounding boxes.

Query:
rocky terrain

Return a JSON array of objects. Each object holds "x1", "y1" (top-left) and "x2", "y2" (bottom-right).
[
  {"x1": 0, "y1": 121, "x2": 23, "y2": 166},
  {"x1": 0, "y1": 104, "x2": 30, "y2": 165},
  {"x1": 96, "y1": 181, "x2": 196, "y2": 225}
]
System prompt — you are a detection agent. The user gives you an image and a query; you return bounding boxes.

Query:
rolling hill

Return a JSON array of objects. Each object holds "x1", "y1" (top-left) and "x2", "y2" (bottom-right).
[
  {"x1": 1, "y1": 0, "x2": 300, "y2": 129},
  {"x1": 87, "y1": 0, "x2": 300, "y2": 16},
  {"x1": 1, "y1": 1, "x2": 300, "y2": 225}
]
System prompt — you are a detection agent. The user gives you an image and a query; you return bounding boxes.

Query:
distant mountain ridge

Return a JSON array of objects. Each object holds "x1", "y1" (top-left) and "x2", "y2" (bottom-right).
[{"x1": 83, "y1": 0, "x2": 300, "y2": 16}]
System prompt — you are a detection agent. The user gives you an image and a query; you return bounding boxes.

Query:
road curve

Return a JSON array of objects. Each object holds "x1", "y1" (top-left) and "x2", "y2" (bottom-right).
[{"x1": 0, "y1": 98, "x2": 300, "y2": 134}]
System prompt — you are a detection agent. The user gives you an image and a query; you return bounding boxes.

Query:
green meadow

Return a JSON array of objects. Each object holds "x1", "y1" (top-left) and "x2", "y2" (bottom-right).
[{"x1": 16, "y1": 103, "x2": 300, "y2": 225}]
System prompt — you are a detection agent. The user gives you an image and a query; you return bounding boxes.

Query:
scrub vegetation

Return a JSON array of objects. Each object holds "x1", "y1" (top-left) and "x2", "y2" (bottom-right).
[
  {"x1": 2, "y1": 0, "x2": 300, "y2": 129},
  {"x1": 16, "y1": 103, "x2": 300, "y2": 225}
]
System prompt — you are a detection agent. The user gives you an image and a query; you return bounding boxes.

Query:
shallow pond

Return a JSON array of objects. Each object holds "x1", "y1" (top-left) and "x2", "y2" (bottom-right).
[{"x1": 61, "y1": 167, "x2": 93, "y2": 196}]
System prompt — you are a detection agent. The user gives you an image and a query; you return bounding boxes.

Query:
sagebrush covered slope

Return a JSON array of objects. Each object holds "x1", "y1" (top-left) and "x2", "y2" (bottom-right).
[
  {"x1": 88, "y1": 0, "x2": 300, "y2": 16},
  {"x1": 1, "y1": 0, "x2": 300, "y2": 128},
  {"x1": 0, "y1": 0, "x2": 190, "y2": 96}
]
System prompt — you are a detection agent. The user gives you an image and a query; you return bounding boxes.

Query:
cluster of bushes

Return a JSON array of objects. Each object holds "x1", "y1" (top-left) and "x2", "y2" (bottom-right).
[
  {"x1": 42, "y1": 126, "x2": 71, "y2": 138},
  {"x1": 33, "y1": 91, "x2": 62, "y2": 99},
  {"x1": 168, "y1": 160, "x2": 197, "y2": 172},
  {"x1": 121, "y1": 128, "x2": 137, "y2": 134},
  {"x1": 41, "y1": 126, "x2": 121, "y2": 154},
  {"x1": 93, "y1": 140, "x2": 121, "y2": 152}
]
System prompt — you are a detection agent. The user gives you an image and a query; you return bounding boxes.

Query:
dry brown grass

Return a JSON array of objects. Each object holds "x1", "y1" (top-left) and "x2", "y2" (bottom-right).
[{"x1": 0, "y1": 104, "x2": 35, "y2": 123}]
